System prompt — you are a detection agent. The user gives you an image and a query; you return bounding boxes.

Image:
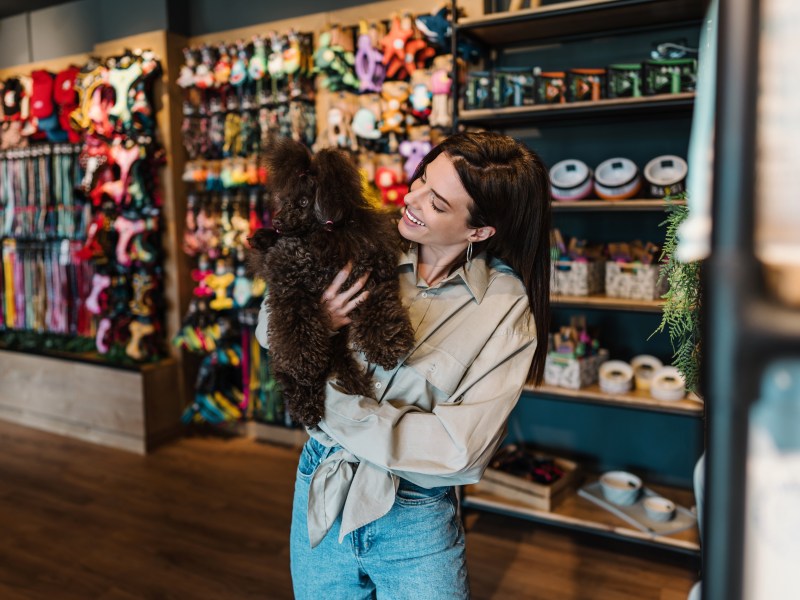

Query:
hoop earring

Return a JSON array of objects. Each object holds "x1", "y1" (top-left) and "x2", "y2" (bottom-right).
[{"x1": 466, "y1": 241, "x2": 473, "y2": 266}]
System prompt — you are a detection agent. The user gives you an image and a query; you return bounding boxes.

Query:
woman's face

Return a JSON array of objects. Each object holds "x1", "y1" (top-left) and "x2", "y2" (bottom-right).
[{"x1": 398, "y1": 153, "x2": 476, "y2": 251}]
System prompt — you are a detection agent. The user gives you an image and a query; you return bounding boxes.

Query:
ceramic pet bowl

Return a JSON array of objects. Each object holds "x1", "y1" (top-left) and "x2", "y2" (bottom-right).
[
  {"x1": 643, "y1": 496, "x2": 676, "y2": 522},
  {"x1": 599, "y1": 471, "x2": 642, "y2": 506}
]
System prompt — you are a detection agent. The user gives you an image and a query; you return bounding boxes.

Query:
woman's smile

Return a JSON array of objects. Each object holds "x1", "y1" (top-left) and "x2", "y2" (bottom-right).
[{"x1": 403, "y1": 207, "x2": 426, "y2": 227}]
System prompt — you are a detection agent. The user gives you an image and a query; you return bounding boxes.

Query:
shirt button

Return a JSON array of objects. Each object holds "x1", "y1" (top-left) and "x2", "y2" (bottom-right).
[{"x1": 375, "y1": 382, "x2": 382, "y2": 389}]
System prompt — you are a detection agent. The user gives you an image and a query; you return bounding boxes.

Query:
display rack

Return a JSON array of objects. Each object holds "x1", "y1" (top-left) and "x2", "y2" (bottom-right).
[{"x1": 452, "y1": 0, "x2": 704, "y2": 557}]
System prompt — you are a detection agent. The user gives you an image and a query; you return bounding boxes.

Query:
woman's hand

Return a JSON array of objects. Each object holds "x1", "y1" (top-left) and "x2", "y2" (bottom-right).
[{"x1": 321, "y1": 263, "x2": 370, "y2": 331}]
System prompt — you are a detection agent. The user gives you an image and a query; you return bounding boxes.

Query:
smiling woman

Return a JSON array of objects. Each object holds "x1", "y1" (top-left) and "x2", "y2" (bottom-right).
[{"x1": 257, "y1": 131, "x2": 552, "y2": 600}]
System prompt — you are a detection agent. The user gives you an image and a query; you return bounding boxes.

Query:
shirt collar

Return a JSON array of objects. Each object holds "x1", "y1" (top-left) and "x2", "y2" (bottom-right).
[{"x1": 399, "y1": 243, "x2": 490, "y2": 303}]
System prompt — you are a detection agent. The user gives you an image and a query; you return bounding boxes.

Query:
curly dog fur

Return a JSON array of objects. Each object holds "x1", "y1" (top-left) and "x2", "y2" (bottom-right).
[{"x1": 248, "y1": 137, "x2": 415, "y2": 427}]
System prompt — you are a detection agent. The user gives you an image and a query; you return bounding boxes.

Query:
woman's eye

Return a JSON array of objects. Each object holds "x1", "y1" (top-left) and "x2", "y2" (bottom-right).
[{"x1": 430, "y1": 199, "x2": 444, "y2": 213}]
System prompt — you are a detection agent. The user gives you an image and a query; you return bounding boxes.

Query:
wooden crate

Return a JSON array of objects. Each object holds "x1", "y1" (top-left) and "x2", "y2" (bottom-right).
[
  {"x1": 476, "y1": 455, "x2": 581, "y2": 511},
  {"x1": 0, "y1": 350, "x2": 183, "y2": 454}
]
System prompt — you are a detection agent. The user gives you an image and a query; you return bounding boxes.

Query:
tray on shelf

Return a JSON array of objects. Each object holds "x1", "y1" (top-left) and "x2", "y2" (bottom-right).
[{"x1": 578, "y1": 480, "x2": 697, "y2": 537}]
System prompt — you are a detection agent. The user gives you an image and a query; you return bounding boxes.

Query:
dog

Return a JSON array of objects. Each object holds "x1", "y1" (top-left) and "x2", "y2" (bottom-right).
[{"x1": 248, "y1": 136, "x2": 415, "y2": 427}]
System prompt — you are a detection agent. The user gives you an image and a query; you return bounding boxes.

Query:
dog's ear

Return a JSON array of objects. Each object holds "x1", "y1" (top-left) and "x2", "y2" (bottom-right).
[
  {"x1": 264, "y1": 135, "x2": 312, "y2": 192},
  {"x1": 311, "y1": 148, "x2": 366, "y2": 225}
]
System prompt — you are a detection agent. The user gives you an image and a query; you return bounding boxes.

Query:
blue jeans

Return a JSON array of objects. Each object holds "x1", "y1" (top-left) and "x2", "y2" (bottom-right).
[{"x1": 290, "y1": 437, "x2": 469, "y2": 599}]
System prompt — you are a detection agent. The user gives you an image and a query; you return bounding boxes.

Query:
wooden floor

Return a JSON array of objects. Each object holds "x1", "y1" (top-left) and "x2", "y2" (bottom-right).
[{"x1": 0, "y1": 420, "x2": 699, "y2": 599}]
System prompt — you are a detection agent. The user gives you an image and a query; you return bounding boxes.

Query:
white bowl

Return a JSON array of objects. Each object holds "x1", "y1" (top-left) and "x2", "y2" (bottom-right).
[
  {"x1": 643, "y1": 496, "x2": 676, "y2": 522},
  {"x1": 599, "y1": 471, "x2": 642, "y2": 506}
]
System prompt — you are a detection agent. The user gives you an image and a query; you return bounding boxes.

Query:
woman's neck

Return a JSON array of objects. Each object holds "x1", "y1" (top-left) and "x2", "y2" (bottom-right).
[{"x1": 418, "y1": 243, "x2": 468, "y2": 286}]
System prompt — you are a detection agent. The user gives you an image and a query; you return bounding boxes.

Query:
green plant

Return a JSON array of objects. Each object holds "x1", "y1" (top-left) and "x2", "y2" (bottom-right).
[{"x1": 650, "y1": 197, "x2": 702, "y2": 392}]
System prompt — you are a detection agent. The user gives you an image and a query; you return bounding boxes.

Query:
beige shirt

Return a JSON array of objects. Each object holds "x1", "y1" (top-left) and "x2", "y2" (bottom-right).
[{"x1": 256, "y1": 244, "x2": 538, "y2": 547}]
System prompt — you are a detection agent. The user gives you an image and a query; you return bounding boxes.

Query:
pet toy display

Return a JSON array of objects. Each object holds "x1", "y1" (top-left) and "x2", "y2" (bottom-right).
[
  {"x1": 311, "y1": 8, "x2": 465, "y2": 209},
  {"x1": 67, "y1": 50, "x2": 167, "y2": 362},
  {"x1": 248, "y1": 136, "x2": 414, "y2": 427},
  {"x1": 0, "y1": 49, "x2": 167, "y2": 363},
  {"x1": 0, "y1": 65, "x2": 81, "y2": 147},
  {"x1": 178, "y1": 31, "x2": 317, "y2": 163}
]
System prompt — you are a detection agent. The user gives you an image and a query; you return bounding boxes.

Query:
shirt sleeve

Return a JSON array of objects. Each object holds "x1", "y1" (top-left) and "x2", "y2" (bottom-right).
[{"x1": 317, "y1": 312, "x2": 537, "y2": 489}]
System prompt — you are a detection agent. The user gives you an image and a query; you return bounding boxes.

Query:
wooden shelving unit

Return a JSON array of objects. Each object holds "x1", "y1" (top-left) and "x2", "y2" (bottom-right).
[
  {"x1": 552, "y1": 198, "x2": 686, "y2": 212},
  {"x1": 527, "y1": 383, "x2": 704, "y2": 416},
  {"x1": 459, "y1": 93, "x2": 695, "y2": 126},
  {"x1": 551, "y1": 294, "x2": 664, "y2": 312},
  {"x1": 458, "y1": 0, "x2": 705, "y2": 46},
  {"x1": 453, "y1": 0, "x2": 706, "y2": 570},
  {"x1": 463, "y1": 476, "x2": 700, "y2": 556}
]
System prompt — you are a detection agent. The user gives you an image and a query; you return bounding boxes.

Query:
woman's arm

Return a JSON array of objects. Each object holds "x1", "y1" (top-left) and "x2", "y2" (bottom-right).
[{"x1": 318, "y1": 318, "x2": 537, "y2": 489}]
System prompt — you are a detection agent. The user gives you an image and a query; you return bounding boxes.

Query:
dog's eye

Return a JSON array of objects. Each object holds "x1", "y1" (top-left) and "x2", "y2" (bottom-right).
[{"x1": 300, "y1": 198, "x2": 309, "y2": 207}]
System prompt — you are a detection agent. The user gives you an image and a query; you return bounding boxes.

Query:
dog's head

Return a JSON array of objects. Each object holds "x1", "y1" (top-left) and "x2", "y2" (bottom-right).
[{"x1": 264, "y1": 136, "x2": 367, "y2": 235}]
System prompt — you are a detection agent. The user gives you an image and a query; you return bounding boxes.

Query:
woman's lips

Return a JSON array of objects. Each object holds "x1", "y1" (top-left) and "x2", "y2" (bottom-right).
[{"x1": 403, "y1": 207, "x2": 425, "y2": 227}]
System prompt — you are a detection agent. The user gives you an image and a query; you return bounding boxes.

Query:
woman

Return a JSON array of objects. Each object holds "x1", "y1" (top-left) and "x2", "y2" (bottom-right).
[{"x1": 258, "y1": 131, "x2": 551, "y2": 599}]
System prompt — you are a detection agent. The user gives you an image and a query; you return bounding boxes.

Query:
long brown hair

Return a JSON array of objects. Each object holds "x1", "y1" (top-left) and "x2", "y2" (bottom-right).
[{"x1": 410, "y1": 131, "x2": 551, "y2": 384}]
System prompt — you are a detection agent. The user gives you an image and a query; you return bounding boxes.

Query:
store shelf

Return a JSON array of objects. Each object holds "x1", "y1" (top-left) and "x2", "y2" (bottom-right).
[
  {"x1": 457, "y1": 0, "x2": 706, "y2": 46},
  {"x1": 463, "y1": 477, "x2": 700, "y2": 556},
  {"x1": 552, "y1": 294, "x2": 663, "y2": 312},
  {"x1": 459, "y1": 93, "x2": 695, "y2": 127},
  {"x1": 552, "y1": 199, "x2": 686, "y2": 212},
  {"x1": 526, "y1": 383, "x2": 704, "y2": 416}
]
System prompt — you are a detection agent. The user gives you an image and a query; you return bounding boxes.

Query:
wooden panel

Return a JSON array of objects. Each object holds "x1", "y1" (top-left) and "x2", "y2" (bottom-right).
[
  {"x1": 0, "y1": 350, "x2": 181, "y2": 454},
  {"x1": 551, "y1": 294, "x2": 664, "y2": 312},
  {"x1": 459, "y1": 93, "x2": 696, "y2": 126},
  {"x1": 552, "y1": 199, "x2": 687, "y2": 212},
  {"x1": 0, "y1": 51, "x2": 90, "y2": 79}
]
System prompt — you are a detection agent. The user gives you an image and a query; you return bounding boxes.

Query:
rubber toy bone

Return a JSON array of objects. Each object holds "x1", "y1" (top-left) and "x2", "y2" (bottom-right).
[
  {"x1": 130, "y1": 272, "x2": 156, "y2": 317},
  {"x1": 114, "y1": 216, "x2": 146, "y2": 266},
  {"x1": 80, "y1": 154, "x2": 109, "y2": 193},
  {"x1": 86, "y1": 273, "x2": 111, "y2": 314},
  {"x1": 108, "y1": 61, "x2": 143, "y2": 127},
  {"x1": 95, "y1": 317, "x2": 112, "y2": 353},
  {"x1": 207, "y1": 271, "x2": 235, "y2": 311},
  {"x1": 232, "y1": 264, "x2": 252, "y2": 308},
  {"x1": 110, "y1": 141, "x2": 141, "y2": 189},
  {"x1": 126, "y1": 320, "x2": 155, "y2": 360}
]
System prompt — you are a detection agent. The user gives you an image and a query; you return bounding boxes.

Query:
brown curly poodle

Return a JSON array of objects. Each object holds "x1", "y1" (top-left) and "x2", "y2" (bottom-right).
[{"x1": 248, "y1": 137, "x2": 415, "y2": 427}]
